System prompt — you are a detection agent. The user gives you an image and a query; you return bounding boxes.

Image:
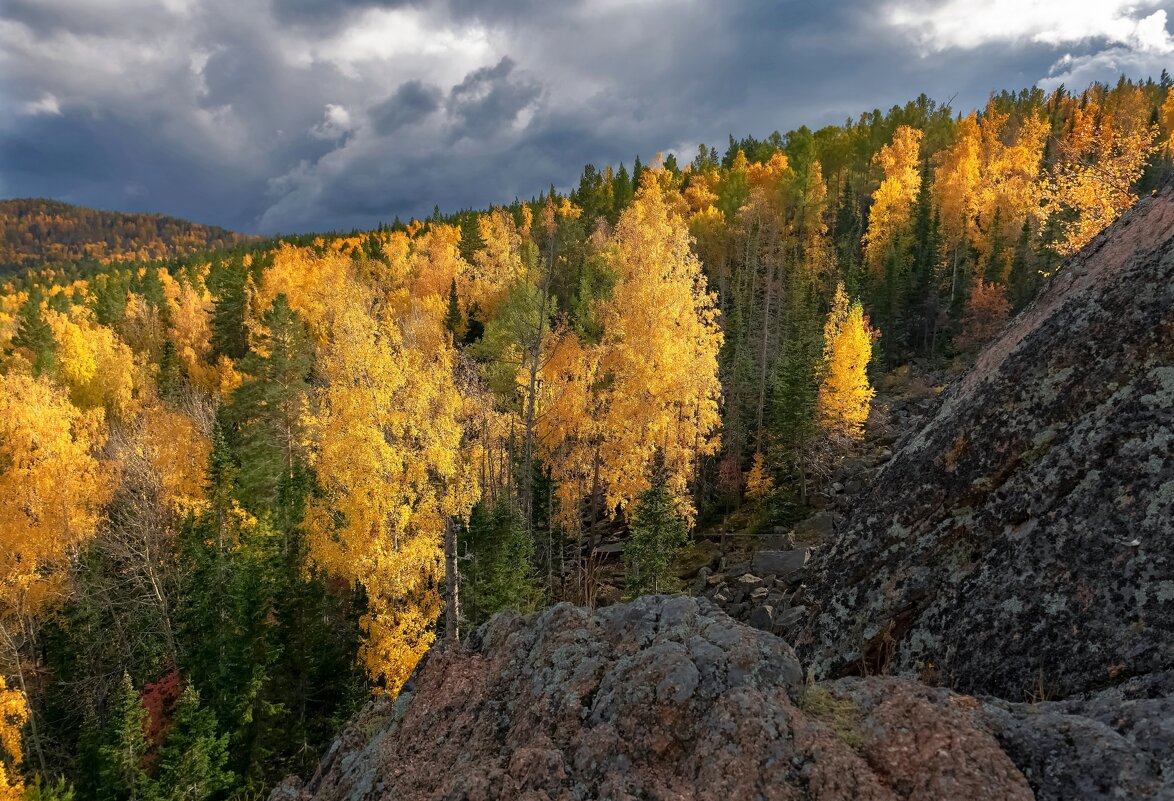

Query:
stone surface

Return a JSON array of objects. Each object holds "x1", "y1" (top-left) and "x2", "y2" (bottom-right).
[
  {"x1": 276, "y1": 596, "x2": 1038, "y2": 801},
  {"x1": 751, "y1": 548, "x2": 808, "y2": 578},
  {"x1": 792, "y1": 511, "x2": 835, "y2": 543},
  {"x1": 798, "y1": 183, "x2": 1174, "y2": 700}
]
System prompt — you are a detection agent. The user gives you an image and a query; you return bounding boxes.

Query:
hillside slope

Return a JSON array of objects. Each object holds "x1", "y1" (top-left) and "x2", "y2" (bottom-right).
[
  {"x1": 0, "y1": 198, "x2": 251, "y2": 270},
  {"x1": 797, "y1": 181, "x2": 1174, "y2": 699},
  {"x1": 272, "y1": 181, "x2": 1174, "y2": 801}
]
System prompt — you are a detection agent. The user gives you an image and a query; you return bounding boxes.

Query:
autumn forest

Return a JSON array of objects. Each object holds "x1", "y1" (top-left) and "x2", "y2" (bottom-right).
[{"x1": 1, "y1": 76, "x2": 1173, "y2": 800}]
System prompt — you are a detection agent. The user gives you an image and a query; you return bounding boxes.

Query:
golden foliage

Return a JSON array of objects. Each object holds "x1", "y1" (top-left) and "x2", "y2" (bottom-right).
[
  {"x1": 162, "y1": 271, "x2": 239, "y2": 395},
  {"x1": 48, "y1": 307, "x2": 139, "y2": 419},
  {"x1": 291, "y1": 259, "x2": 476, "y2": 694},
  {"x1": 1162, "y1": 92, "x2": 1174, "y2": 151},
  {"x1": 863, "y1": 126, "x2": 923, "y2": 272},
  {"x1": 744, "y1": 452, "x2": 774, "y2": 500},
  {"x1": 541, "y1": 173, "x2": 723, "y2": 524},
  {"x1": 137, "y1": 403, "x2": 212, "y2": 514},
  {"x1": 934, "y1": 104, "x2": 1048, "y2": 263},
  {"x1": 817, "y1": 285, "x2": 875, "y2": 440},
  {"x1": 1043, "y1": 95, "x2": 1159, "y2": 255},
  {"x1": 0, "y1": 677, "x2": 28, "y2": 801},
  {"x1": 253, "y1": 244, "x2": 355, "y2": 342},
  {"x1": 0, "y1": 198, "x2": 249, "y2": 270},
  {"x1": 466, "y1": 210, "x2": 527, "y2": 319},
  {"x1": 0, "y1": 372, "x2": 112, "y2": 618}
]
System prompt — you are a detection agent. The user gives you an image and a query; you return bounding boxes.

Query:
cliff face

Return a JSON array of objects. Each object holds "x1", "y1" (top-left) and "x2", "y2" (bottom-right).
[{"x1": 796, "y1": 182, "x2": 1174, "y2": 700}]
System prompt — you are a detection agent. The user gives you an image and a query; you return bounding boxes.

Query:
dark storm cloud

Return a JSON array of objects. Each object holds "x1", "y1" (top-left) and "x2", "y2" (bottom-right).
[
  {"x1": 447, "y1": 57, "x2": 541, "y2": 141},
  {"x1": 370, "y1": 80, "x2": 443, "y2": 135},
  {"x1": 1, "y1": 0, "x2": 1170, "y2": 233}
]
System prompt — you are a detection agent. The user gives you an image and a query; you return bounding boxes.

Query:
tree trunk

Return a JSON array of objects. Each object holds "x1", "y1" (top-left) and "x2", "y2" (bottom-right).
[{"x1": 444, "y1": 518, "x2": 460, "y2": 641}]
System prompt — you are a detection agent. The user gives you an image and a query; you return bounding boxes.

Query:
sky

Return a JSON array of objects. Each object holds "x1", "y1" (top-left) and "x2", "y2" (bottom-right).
[{"x1": 1, "y1": 0, "x2": 1171, "y2": 234}]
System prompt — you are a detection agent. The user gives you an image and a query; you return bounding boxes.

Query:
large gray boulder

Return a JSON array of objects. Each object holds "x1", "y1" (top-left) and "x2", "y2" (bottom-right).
[
  {"x1": 275, "y1": 596, "x2": 1038, "y2": 801},
  {"x1": 798, "y1": 182, "x2": 1174, "y2": 700}
]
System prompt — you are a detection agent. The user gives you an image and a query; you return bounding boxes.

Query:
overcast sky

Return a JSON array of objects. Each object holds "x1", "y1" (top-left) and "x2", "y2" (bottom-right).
[{"x1": 1, "y1": 0, "x2": 1171, "y2": 234}]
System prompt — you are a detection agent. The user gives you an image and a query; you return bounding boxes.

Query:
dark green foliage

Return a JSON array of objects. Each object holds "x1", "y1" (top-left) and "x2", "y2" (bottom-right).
[
  {"x1": 95, "y1": 677, "x2": 233, "y2": 801},
  {"x1": 148, "y1": 687, "x2": 233, "y2": 801},
  {"x1": 157, "y1": 340, "x2": 183, "y2": 402},
  {"x1": 623, "y1": 458, "x2": 689, "y2": 596},
  {"x1": 461, "y1": 499, "x2": 539, "y2": 628},
  {"x1": 10, "y1": 292, "x2": 56, "y2": 374},
  {"x1": 907, "y1": 161, "x2": 943, "y2": 355},
  {"x1": 567, "y1": 253, "x2": 616, "y2": 344},
  {"x1": 445, "y1": 278, "x2": 463, "y2": 341},
  {"x1": 98, "y1": 674, "x2": 152, "y2": 801},
  {"x1": 223, "y1": 295, "x2": 314, "y2": 513},
  {"x1": 208, "y1": 260, "x2": 249, "y2": 361},
  {"x1": 1008, "y1": 219, "x2": 1040, "y2": 310}
]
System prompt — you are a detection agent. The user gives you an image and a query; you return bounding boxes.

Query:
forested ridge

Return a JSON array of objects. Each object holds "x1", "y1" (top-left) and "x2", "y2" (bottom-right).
[
  {"x1": 1, "y1": 76, "x2": 1172, "y2": 800},
  {"x1": 0, "y1": 199, "x2": 253, "y2": 274}
]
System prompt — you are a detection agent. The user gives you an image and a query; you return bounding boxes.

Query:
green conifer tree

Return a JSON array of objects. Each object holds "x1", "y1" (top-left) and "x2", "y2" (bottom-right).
[
  {"x1": 623, "y1": 457, "x2": 689, "y2": 596},
  {"x1": 147, "y1": 687, "x2": 233, "y2": 801},
  {"x1": 98, "y1": 674, "x2": 150, "y2": 801}
]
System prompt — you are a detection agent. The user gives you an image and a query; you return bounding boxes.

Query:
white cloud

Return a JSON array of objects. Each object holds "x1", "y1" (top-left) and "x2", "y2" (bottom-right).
[
  {"x1": 281, "y1": 6, "x2": 493, "y2": 83},
  {"x1": 885, "y1": 0, "x2": 1173, "y2": 53},
  {"x1": 886, "y1": 1, "x2": 1174, "y2": 91},
  {"x1": 310, "y1": 103, "x2": 353, "y2": 140},
  {"x1": 22, "y1": 92, "x2": 61, "y2": 115}
]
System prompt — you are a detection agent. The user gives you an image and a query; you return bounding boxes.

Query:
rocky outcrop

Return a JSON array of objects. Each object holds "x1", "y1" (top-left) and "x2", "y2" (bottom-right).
[
  {"x1": 798, "y1": 182, "x2": 1174, "y2": 700},
  {"x1": 275, "y1": 596, "x2": 1045, "y2": 801},
  {"x1": 273, "y1": 596, "x2": 1174, "y2": 801}
]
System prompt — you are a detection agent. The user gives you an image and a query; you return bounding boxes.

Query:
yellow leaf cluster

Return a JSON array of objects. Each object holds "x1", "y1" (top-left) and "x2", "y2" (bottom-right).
[
  {"x1": 540, "y1": 173, "x2": 723, "y2": 525},
  {"x1": 934, "y1": 103, "x2": 1048, "y2": 269},
  {"x1": 817, "y1": 286, "x2": 875, "y2": 440},
  {"x1": 744, "y1": 452, "x2": 774, "y2": 500},
  {"x1": 0, "y1": 677, "x2": 28, "y2": 801},
  {"x1": 1043, "y1": 96, "x2": 1158, "y2": 255},
  {"x1": 466, "y1": 210, "x2": 527, "y2": 318},
  {"x1": 162, "y1": 271, "x2": 239, "y2": 395},
  {"x1": 0, "y1": 373, "x2": 111, "y2": 618},
  {"x1": 863, "y1": 126, "x2": 923, "y2": 272},
  {"x1": 137, "y1": 403, "x2": 212, "y2": 514},
  {"x1": 283, "y1": 254, "x2": 476, "y2": 694},
  {"x1": 48, "y1": 307, "x2": 139, "y2": 419}
]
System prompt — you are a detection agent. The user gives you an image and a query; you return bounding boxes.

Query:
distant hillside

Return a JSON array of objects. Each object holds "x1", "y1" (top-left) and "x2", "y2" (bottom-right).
[{"x1": 0, "y1": 198, "x2": 253, "y2": 271}]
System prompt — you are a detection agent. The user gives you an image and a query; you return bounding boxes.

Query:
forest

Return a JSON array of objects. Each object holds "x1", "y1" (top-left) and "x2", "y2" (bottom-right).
[
  {"x1": 0, "y1": 200, "x2": 252, "y2": 274},
  {"x1": 1, "y1": 76, "x2": 1172, "y2": 800}
]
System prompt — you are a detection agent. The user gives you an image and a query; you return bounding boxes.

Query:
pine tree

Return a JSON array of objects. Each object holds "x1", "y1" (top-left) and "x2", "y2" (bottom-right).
[
  {"x1": 98, "y1": 675, "x2": 150, "y2": 801},
  {"x1": 209, "y1": 261, "x2": 249, "y2": 362},
  {"x1": 10, "y1": 293, "x2": 56, "y2": 374},
  {"x1": 225, "y1": 295, "x2": 314, "y2": 513},
  {"x1": 147, "y1": 687, "x2": 232, "y2": 801},
  {"x1": 623, "y1": 457, "x2": 689, "y2": 596},
  {"x1": 444, "y1": 278, "x2": 463, "y2": 342},
  {"x1": 1008, "y1": 219, "x2": 1038, "y2": 310},
  {"x1": 462, "y1": 499, "x2": 538, "y2": 628}
]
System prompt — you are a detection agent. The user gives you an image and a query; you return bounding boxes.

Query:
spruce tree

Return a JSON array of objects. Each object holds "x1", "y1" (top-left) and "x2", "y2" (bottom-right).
[
  {"x1": 462, "y1": 498, "x2": 538, "y2": 628},
  {"x1": 148, "y1": 687, "x2": 233, "y2": 801},
  {"x1": 623, "y1": 457, "x2": 689, "y2": 596},
  {"x1": 209, "y1": 261, "x2": 249, "y2": 361},
  {"x1": 444, "y1": 278, "x2": 463, "y2": 341},
  {"x1": 98, "y1": 674, "x2": 150, "y2": 801},
  {"x1": 11, "y1": 293, "x2": 56, "y2": 374}
]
